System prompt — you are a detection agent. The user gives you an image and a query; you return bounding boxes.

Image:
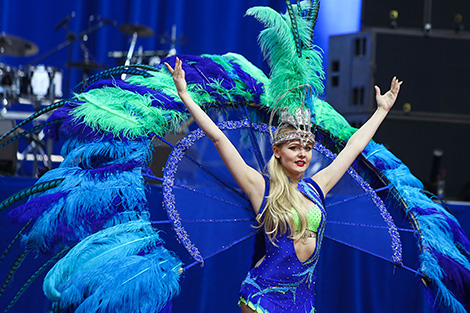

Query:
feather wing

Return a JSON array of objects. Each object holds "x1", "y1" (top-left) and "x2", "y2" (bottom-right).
[
  {"x1": 43, "y1": 220, "x2": 160, "y2": 301},
  {"x1": 57, "y1": 247, "x2": 182, "y2": 313}
]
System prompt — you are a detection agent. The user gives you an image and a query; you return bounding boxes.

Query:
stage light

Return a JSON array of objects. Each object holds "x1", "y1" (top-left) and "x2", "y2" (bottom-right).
[
  {"x1": 389, "y1": 10, "x2": 398, "y2": 29},
  {"x1": 403, "y1": 103, "x2": 411, "y2": 113},
  {"x1": 454, "y1": 13, "x2": 464, "y2": 32}
]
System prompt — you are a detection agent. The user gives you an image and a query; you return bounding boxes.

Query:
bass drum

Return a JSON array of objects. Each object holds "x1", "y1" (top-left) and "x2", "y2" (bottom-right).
[{"x1": 18, "y1": 65, "x2": 63, "y2": 104}]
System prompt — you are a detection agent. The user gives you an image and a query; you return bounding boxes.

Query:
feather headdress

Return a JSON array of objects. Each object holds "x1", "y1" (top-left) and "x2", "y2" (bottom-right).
[{"x1": 247, "y1": 1, "x2": 324, "y2": 113}]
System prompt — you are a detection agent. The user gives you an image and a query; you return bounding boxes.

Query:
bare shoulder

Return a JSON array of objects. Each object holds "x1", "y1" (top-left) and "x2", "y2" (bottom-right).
[{"x1": 311, "y1": 169, "x2": 330, "y2": 196}]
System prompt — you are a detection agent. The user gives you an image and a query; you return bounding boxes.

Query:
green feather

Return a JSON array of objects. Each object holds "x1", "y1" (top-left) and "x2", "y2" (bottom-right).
[
  {"x1": 127, "y1": 57, "x2": 266, "y2": 109},
  {"x1": 313, "y1": 99, "x2": 357, "y2": 139},
  {"x1": 72, "y1": 86, "x2": 185, "y2": 138},
  {"x1": 223, "y1": 53, "x2": 269, "y2": 88},
  {"x1": 222, "y1": 52, "x2": 269, "y2": 107},
  {"x1": 202, "y1": 54, "x2": 236, "y2": 74},
  {"x1": 246, "y1": 5, "x2": 325, "y2": 112}
]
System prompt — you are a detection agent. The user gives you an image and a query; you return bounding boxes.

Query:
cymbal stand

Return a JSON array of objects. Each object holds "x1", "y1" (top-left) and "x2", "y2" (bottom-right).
[
  {"x1": 121, "y1": 32, "x2": 139, "y2": 80},
  {"x1": 168, "y1": 25, "x2": 177, "y2": 56},
  {"x1": 124, "y1": 32, "x2": 139, "y2": 67}
]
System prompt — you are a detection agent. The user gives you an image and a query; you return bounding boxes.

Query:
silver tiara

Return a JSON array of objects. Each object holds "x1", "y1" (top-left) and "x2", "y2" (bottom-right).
[{"x1": 270, "y1": 107, "x2": 315, "y2": 147}]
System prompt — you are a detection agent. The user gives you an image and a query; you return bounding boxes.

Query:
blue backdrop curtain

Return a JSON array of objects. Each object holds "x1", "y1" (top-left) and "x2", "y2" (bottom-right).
[{"x1": 0, "y1": 0, "x2": 362, "y2": 96}]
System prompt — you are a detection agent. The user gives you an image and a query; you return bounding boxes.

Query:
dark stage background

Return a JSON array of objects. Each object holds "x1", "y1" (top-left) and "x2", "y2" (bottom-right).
[{"x1": 1, "y1": 0, "x2": 469, "y2": 312}]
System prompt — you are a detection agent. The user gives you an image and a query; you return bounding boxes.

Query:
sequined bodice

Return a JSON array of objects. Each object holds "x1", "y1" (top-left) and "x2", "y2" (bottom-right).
[{"x1": 253, "y1": 177, "x2": 326, "y2": 284}]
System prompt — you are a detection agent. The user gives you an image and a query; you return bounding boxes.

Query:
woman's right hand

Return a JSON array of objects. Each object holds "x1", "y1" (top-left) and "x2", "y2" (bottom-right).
[{"x1": 164, "y1": 57, "x2": 187, "y2": 94}]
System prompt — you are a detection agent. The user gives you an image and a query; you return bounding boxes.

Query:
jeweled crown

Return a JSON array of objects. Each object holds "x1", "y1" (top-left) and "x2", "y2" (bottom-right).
[{"x1": 271, "y1": 107, "x2": 315, "y2": 147}]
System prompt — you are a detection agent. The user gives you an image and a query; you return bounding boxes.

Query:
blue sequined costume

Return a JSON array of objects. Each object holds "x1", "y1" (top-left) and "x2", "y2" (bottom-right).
[{"x1": 239, "y1": 177, "x2": 326, "y2": 313}]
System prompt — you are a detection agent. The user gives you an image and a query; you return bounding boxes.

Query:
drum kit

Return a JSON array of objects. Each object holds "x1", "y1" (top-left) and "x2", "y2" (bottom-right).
[
  {"x1": 0, "y1": 22, "x2": 176, "y2": 113},
  {"x1": 0, "y1": 21, "x2": 177, "y2": 176},
  {"x1": 0, "y1": 33, "x2": 62, "y2": 110}
]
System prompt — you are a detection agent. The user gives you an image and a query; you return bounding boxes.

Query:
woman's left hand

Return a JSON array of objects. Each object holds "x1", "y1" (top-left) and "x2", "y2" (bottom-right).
[{"x1": 375, "y1": 76, "x2": 403, "y2": 112}]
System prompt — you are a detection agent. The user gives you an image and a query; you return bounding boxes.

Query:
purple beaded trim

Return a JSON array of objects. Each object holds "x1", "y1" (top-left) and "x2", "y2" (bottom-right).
[
  {"x1": 162, "y1": 120, "x2": 270, "y2": 263},
  {"x1": 314, "y1": 144, "x2": 403, "y2": 264}
]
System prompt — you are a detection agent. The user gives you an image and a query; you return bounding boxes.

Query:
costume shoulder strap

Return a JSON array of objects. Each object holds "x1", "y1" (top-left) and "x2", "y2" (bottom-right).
[{"x1": 298, "y1": 177, "x2": 325, "y2": 208}]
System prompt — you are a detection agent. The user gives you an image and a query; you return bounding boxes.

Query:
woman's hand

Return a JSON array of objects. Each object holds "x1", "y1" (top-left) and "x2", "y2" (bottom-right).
[
  {"x1": 374, "y1": 76, "x2": 403, "y2": 112},
  {"x1": 164, "y1": 57, "x2": 187, "y2": 94}
]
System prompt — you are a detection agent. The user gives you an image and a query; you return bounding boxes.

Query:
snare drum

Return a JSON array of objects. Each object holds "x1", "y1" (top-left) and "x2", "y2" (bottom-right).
[
  {"x1": 18, "y1": 65, "x2": 63, "y2": 103},
  {"x1": 0, "y1": 64, "x2": 19, "y2": 106}
]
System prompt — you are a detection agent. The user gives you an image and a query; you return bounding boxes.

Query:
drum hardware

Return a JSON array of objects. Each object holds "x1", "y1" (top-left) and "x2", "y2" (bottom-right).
[
  {"x1": 0, "y1": 64, "x2": 19, "y2": 109},
  {"x1": 54, "y1": 11, "x2": 76, "y2": 32},
  {"x1": 158, "y1": 24, "x2": 187, "y2": 56},
  {"x1": 17, "y1": 65, "x2": 63, "y2": 107},
  {"x1": 0, "y1": 33, "x2": 39, "y2": 108},
  {"x1": 0, "y1": 120, "x2": 17, "y2": 175},
  {"x1": 15, "y1": 125, "x2": 52, "y2": 177},
  {"x1": 69, "y1": 61, "x2": 105, "y2": 71},
  {"x1": 119, "y1": 23, "x2": 155, "y2": 38},
  {"x1": 168, "y1": 25, "x2": 178, "y2": 57},
  {"x1": 108, "y1": 49, "x2": 169, "y2": 66},
  {"x1": 26, "y1": 13, "x2": 114, "y2": 98},
  {"x1": 118, "y1": 23, "x2": 155, "y2": 75}
]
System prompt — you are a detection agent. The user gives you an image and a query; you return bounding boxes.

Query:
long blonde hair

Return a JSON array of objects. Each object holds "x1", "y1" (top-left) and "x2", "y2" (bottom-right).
[{"x1": 257, "y1": 143, "x2": 310, "y2": 244}]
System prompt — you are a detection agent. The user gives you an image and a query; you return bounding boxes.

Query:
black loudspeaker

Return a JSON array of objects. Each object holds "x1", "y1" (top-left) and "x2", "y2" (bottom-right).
[
  {"x1": 327, "y1": 28, "x2": 470, "y2": 122},
  {"x1": 0, "y1": 120, "x2": 17, "y2": 175},
  {"x1": 362, "y1": 0, "x2": 470, "y2": 31},
  {"x1": 432, "y1": 1, "x2": 470, "y2": 31},
  {"x1": 326, "y1": 29, "x2": 470, "y2": 200}
]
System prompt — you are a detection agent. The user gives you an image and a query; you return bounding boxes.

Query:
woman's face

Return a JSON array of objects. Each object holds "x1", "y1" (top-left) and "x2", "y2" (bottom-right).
[{"x1": 273, "y1": 140, "x2": 313, "y2": 180}]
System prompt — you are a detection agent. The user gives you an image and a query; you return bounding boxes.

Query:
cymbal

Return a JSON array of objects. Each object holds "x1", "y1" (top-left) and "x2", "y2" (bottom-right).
[
  {"x1": 118, "y1": 23, "x2": 154, "y2": 37},
  {"x1": 0, "y1": 33, "x2": 38, "y2": 57}
]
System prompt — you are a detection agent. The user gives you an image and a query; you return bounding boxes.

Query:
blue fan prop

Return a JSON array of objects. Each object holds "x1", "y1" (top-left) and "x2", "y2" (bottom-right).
[{"x1": 162, "y1": 112, "x2": 415, "y2": 273}]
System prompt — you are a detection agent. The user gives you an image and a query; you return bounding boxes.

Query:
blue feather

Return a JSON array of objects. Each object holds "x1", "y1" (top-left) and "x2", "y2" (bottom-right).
[
  {"x1": 43, "y1": 220, "x2": 160, "y2": 301},
  {"x1": 55, "y1": 247, "x2": 182, "y2": 313},
  {"x1": 361, "y1": 128, "x2": 470, "y2": 311},
  {"x1": 22, "y1": 166, "x2": 149, "y2": 253},
  {"x1": 59, "y1": 139, "x2": 152, "y2": 169}
]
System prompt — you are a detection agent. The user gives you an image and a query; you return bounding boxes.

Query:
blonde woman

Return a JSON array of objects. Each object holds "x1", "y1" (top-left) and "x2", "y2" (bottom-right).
[{"x1": 165, "y1": 57, "x2": 402, "y2": 313}]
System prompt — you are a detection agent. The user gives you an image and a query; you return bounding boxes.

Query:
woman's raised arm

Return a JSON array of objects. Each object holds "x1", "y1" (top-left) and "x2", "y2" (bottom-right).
[
  {"x1": 164, "y1": 58, "x2": 265, "y2": 212},
  {"x1": 313, "y1": 77, "x2": 403, "y2": 195}
]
